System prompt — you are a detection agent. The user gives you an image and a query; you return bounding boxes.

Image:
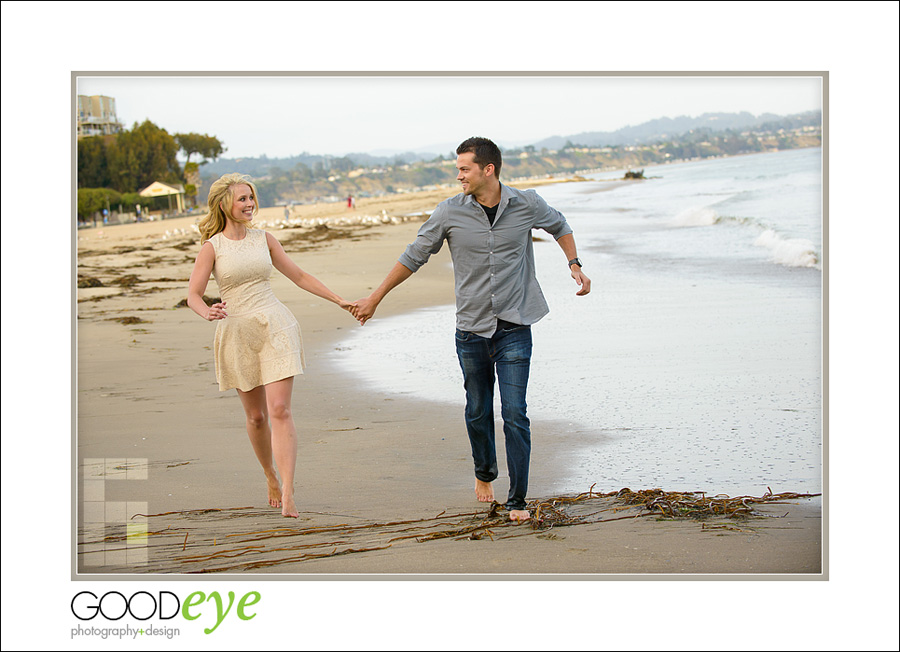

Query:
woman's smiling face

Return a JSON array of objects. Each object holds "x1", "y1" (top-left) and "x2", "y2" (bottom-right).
[{"x1": 227, "y1": 184, "x2": 256, "y2": 224}]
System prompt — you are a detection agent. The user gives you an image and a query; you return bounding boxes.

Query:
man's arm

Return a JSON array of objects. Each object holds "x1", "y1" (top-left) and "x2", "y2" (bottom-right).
[
  {"x1": 352, "y1": 206, "x2": 448, "y2": 325},
  {"x1": 556, "y1": 233, "x2": 591, "y2": 296},
  {"x1": 529, "y1": 190, "x2": 589, "y2": 295},
  {"x1": 351, "y1": 261, "x2": 414, "y2": 325}
]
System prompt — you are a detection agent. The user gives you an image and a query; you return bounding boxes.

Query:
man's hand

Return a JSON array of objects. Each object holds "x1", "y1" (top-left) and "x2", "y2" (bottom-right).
[
  {"x1": 571, "y1": 267, "x2": 591, "y2": 296},
  {"x1": 351, "y1": 296, "x2": 379, "y2": 325},
  {"x1": 350, "y1": 262, "x2": 414, "y2": 325}
]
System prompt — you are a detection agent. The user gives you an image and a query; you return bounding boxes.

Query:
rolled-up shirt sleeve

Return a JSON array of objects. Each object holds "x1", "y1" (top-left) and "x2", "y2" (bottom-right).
[
  {"x1": 398, "y1": 206, "x2": 448, "y2": 272},
  {"x1": 528, "y1": 189, "x2": 573, "y2": 240}
]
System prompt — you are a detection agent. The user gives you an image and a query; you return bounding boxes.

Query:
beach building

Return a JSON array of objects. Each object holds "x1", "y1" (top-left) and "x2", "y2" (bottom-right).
[
  {"x1": 138, "y1": 180, "x2": 186, "y2": 214},
  {"x1": 77, "y1": 95, "x2": 123, "y2": 138}
]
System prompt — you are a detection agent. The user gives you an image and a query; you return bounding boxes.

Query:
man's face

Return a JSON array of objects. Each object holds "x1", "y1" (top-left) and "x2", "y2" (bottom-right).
[{"x1": 456, "y1": 152, "x2": 491, "y2": 197}]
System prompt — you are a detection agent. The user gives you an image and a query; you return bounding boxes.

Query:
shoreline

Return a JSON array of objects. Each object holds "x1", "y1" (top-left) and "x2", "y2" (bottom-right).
[
  {"x1": 77, "y1": 146, "x2": 822, "y2": 232},
  {"x1": 76, "y1": 174, "x2": 597, "y2": 233},
  {"x1": 75, "y1": 178, "x2": 822, "y2": 576}
]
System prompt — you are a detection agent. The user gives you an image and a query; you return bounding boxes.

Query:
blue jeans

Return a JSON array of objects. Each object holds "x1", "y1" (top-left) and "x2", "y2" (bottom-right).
[{"x1": 455, "y1": 321, "x2": 533, "y2": 511}]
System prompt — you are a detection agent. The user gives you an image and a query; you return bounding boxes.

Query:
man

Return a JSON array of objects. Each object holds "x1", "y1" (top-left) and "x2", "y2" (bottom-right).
[{"x1": 351, "y1": 137, "x2": 590, "y2": 522}]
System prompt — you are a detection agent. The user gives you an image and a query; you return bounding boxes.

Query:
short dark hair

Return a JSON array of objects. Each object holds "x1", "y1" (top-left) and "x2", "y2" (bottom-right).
[{"x1": 456, "y1": 137, "x2": 502, "y2": 178}]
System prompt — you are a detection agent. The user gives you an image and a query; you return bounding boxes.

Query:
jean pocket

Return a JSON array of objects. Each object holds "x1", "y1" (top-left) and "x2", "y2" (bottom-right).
[{"x1": 455, "y1": 329, "x2": 472, "y2": 342}]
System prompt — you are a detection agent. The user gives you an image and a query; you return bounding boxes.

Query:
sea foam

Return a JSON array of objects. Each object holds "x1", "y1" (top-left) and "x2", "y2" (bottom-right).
[
  {"x1": 671, "y1": 206, "x2": 719, "y2": 227},
  {"x1": 754, "y1": 229, "x2": 819, "y2": 268}
]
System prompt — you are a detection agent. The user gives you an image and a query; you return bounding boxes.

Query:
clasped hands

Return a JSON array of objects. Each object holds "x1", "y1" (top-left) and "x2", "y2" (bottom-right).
[{"x1": 342, "y1": 296, "x2": 378, "y2": 326}]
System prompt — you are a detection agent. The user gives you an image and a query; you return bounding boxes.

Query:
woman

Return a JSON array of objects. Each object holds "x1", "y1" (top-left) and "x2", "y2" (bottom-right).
[{"x1": 187, "y1": 173, "x2": 352, "y2": 517}]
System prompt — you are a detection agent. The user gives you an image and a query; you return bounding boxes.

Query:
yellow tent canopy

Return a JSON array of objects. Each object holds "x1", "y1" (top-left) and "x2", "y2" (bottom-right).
[{"x1": 138, "y1": 181, "x2": 185, "y2": 213}]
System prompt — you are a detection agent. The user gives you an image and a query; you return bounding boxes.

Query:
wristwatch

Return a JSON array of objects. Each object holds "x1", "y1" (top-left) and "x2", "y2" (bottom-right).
[{"x1": 568, "y1": 257, "x2": 583, "y2": 269}]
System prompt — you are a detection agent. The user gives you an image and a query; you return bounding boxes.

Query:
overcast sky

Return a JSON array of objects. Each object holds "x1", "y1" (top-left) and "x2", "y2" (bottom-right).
[{"x1": 76, "y1": 74, "x2": 822, "y2": 159}]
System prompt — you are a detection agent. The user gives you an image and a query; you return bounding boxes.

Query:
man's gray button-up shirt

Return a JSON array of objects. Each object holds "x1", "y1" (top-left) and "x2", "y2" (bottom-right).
[{"x1": 397, "y1": 183, "x2": 573, "y2": 337}]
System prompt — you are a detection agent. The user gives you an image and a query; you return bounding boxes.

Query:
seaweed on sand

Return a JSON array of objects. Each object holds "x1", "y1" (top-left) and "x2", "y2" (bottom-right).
[{"x1": 77, "y1": 486, "x2": 819, "y2": 573}]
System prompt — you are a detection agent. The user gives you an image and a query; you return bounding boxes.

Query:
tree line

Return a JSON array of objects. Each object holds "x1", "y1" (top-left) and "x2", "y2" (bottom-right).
[{"x1": 77, "y1": 121, "x2": 223, "y2": 219}]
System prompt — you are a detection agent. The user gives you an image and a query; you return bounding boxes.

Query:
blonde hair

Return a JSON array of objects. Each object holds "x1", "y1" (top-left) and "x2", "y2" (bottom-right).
[{"x1": 198, "y1": 173, "x2": 260, "y2": 242}]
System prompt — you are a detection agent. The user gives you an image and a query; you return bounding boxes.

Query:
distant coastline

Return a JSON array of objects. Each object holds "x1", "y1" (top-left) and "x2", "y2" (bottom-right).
[
  {"x1": 218, "y1": 141, "x2": 822, "y2": 208},
  {"x1": 197, "y1": 112, "x2": 821, "y2": 206},
  {"x1": 81, "y1": 146, "x2": 820, "y2": 230}
]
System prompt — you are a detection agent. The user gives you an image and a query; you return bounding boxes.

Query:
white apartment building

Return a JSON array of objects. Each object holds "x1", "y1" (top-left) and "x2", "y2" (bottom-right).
[{"x1": 77, "y1": 95, "x2": 123, "y2": 138}]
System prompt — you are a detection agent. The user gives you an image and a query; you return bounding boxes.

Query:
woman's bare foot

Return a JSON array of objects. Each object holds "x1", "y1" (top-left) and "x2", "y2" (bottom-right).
[
  {"x1": 509, "y1": 509, "x2": 531, "y2": 522},
  {"x1": 266, "y1": 476, "x2": 282, "y2": 508},
  {"x1": 475, "y1": 479, "x2": 494, "y2": 502},
  {"x1": 281, "y1": 493, "x2": 299, "y2": 518}
]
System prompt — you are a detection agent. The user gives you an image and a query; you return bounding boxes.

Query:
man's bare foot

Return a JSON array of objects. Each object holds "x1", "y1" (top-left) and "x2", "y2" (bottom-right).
[
  {"x1": 281, "y1": 493, "x2": 299, "y2": 518},
  {"x1": 266, "y1": 476, "x2": 282, "y2": 508},
  {"x1": 475, "y1": 479, "x2": 494, "y2": 502},
  {"x1": 509, "y1": 509, "x2": 531, "y2": 522}
]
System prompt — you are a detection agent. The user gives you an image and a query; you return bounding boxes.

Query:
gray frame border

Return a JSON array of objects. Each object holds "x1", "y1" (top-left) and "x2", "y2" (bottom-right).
[{"x1": 71, "y1": 69, "x2": 828, "y2": 582}]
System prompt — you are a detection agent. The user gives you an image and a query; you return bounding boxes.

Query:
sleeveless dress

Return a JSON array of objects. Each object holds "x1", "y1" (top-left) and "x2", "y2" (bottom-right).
[{"x1": 208, "y1": 228, "x2": 305, "y2": 391}]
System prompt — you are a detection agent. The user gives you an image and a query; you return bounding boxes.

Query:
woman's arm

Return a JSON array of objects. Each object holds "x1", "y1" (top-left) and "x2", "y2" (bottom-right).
[
  {"x1": 187, "y1": 241, "x2": 227, "y2": 320},
  {"x1": 266, "y1": 232, "x2": 352, "y2": 310}
]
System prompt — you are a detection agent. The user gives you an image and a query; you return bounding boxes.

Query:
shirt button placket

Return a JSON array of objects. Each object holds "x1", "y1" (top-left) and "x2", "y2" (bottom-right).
[{"x1": 488, "y1": 229, "x2": 496, "y2": 313}]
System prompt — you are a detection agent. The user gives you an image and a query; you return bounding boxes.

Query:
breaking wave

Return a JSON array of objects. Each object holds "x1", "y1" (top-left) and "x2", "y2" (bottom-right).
[
  {"x1": 671, "y1": 206, "x2": 720, "y2": 227},
  {"x1": 754, "y1": 229, "x2": 819, "y2": 268},
  {"x1": 670, "y1": 205, "x2": 820, "y2": 269}
]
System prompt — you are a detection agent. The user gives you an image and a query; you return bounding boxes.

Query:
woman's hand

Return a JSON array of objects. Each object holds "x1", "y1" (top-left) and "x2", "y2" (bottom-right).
[
  {"x1": 351, "y1": 296, "x2": 379, "y2": 325},
  {"x1": 206, "y1": 301, "x2": 228, "y2": 320}
]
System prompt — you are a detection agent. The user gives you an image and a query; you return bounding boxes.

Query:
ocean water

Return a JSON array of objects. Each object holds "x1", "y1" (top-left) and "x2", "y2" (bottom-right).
[{"x1": 330, "y1": 148, "x2": 823, "y2": 497}]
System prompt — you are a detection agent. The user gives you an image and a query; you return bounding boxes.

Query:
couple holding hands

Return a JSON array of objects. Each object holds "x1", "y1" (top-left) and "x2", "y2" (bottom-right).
[{"x1": 187, "y1": 137, "x2": 590, "y2": 520}]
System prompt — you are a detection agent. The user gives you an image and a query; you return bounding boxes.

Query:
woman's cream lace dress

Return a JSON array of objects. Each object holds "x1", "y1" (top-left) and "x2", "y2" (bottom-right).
[{"x1": 208, "y1": 228, "x2": 305, "y2": 391}]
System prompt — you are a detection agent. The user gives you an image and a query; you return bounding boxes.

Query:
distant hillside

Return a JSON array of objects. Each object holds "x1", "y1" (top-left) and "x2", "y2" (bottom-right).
[
  {"x1": 201, "y1": 110, "x2": 820, "y2": 179},
  {"x1": 201, "y1": 150, "x2": 438, "y2": 179},
  {"x1": 532, "y1": 111, "x2": 819, "y2": 149}
]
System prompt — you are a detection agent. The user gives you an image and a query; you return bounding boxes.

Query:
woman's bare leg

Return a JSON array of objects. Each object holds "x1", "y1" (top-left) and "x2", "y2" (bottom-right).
[
  {"x1": 236, "y1": 386, "x2": 282, "y2": 508},
  {"x1": 264, "y1": 377, "x2": 299, "y2": 518}
]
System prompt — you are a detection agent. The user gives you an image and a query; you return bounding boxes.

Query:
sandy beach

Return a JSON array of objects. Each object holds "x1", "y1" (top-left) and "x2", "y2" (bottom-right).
[{"x1": 75, "y1": 179, "x2": 823, "y2": 577}]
